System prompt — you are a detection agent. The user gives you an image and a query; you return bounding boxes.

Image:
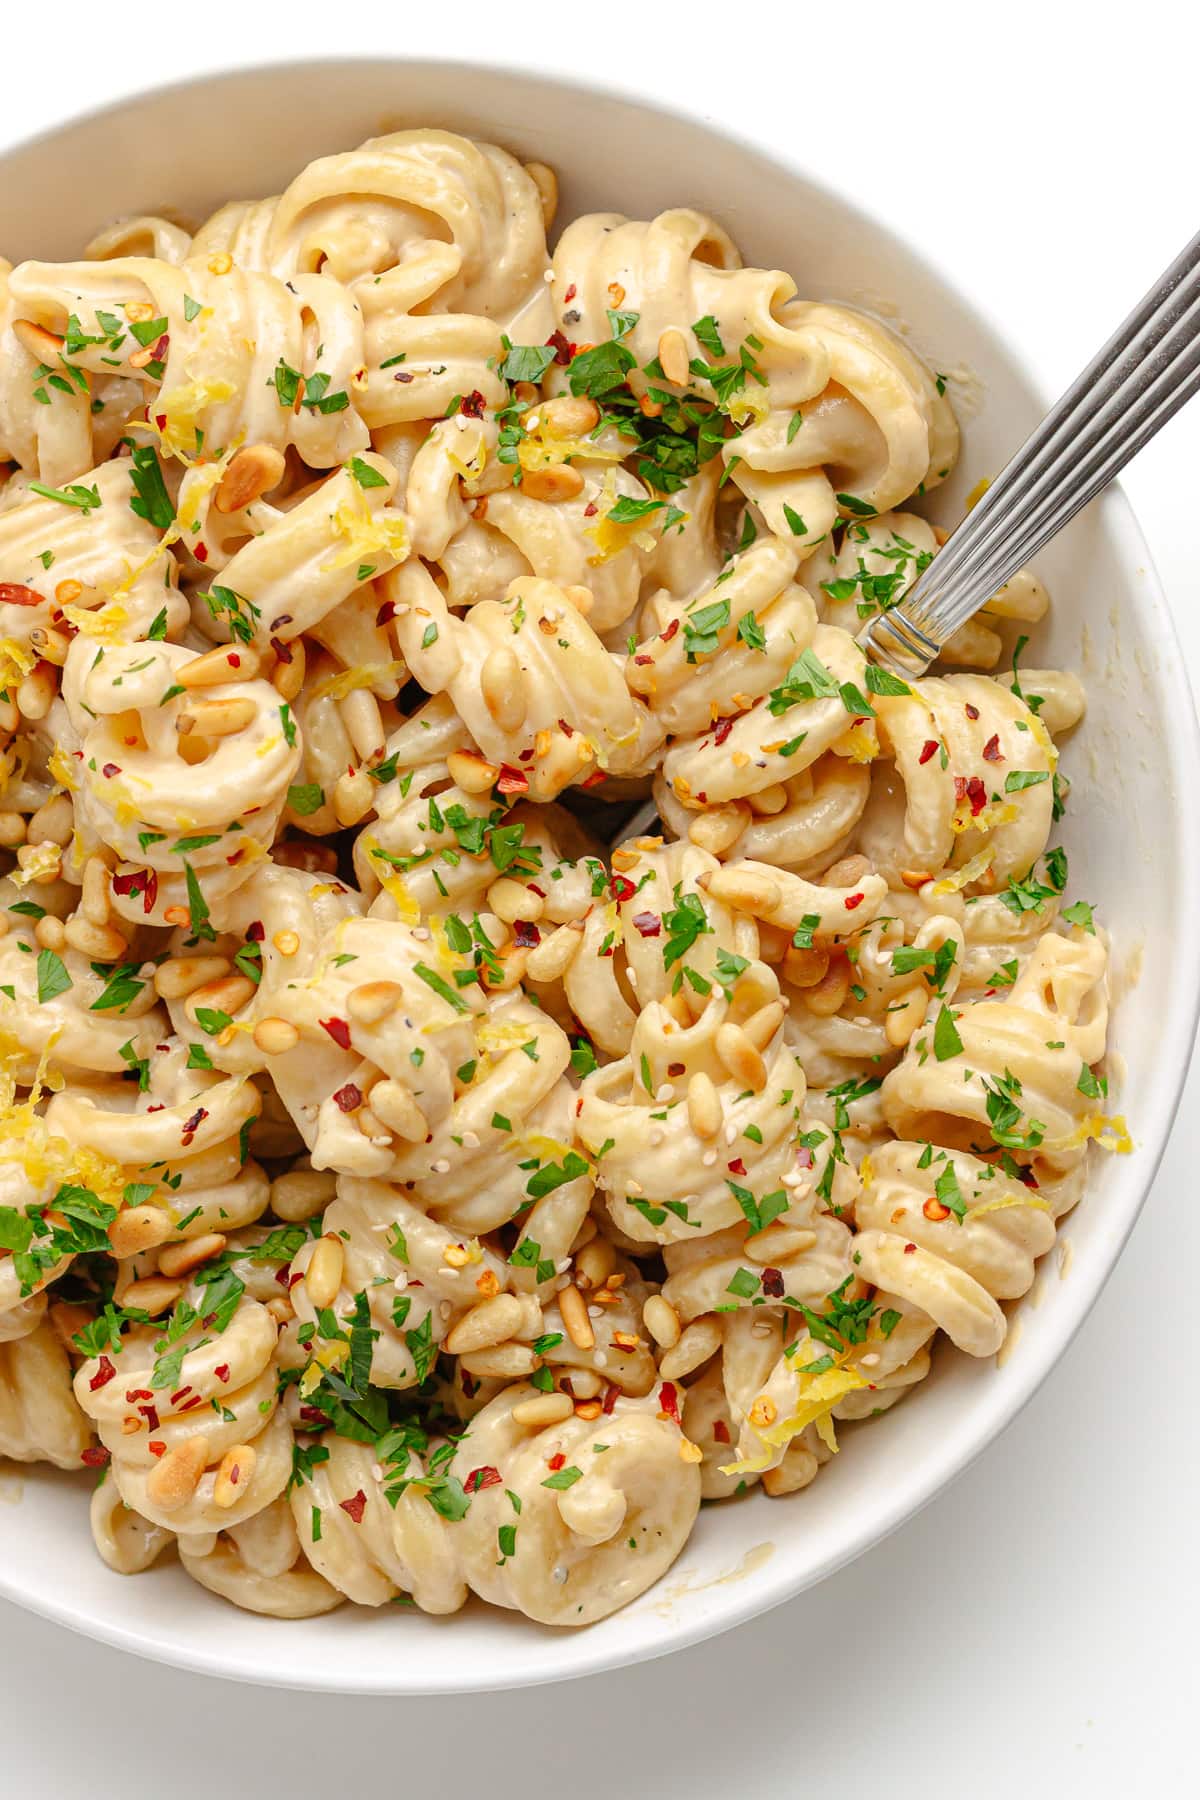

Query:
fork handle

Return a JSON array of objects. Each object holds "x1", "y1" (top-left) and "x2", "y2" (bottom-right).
[{"x1": 860, "y1": 228, "x2": 1200, "y2": 678}]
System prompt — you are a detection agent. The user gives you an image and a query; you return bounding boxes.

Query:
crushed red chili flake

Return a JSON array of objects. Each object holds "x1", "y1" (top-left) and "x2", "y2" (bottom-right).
[
  {"x1": 214, "y1": 1364, "x2": 230, "y2": 1383},
  {"x1": 138, "y1": 1405, "x2": 161, "y2": 1430},
  {"x1": 147, "y1": 1440, "x2": 166, "y2": 1456},
  {"x1": 712, "y1": 1418, "x2": 731, "y2": 1444},
  {"x1": 339, "y1": 1489, "x2": 368, "y2": 1523},
  {"x1": 695, "y1": 790, "x2": 708, "y2": 804},
  {"x1": 547, "y1": 1452, "x2": 566, "y2": 1472},
  {"x1": 918, "y1": 739, "x2": 940, "y2": 765},
  {"x1": 464, "y1": 1465, "x2": 502, "y2": 1492},
  {"x1": 609, "y1": 874, "x2": 636, "y2": 904},
  {"x1": 661, "y1": 618, "x2": 679, "y2": 642},
  {"x1": 320, "y1": 1017, "x2": 352, "y2": 1049},
  {"x1": 761, "y1": 1266, "x2": 785, "y2": 1298},
  {"x1": 89, "y1": 1356, "x2": 116, "y2": 1391},
  {"x1": 270, "y1": 635, "x2": 293, "y2": 663},
  {"x1": 0, "y1": 583, "x2": 45, "y2": 606},
  {"x1": 727, "y1": 1157, "x2": 747, "y2": 1176},
  {"x1": 460, "y1": 389, "x2": 486, "y2": 418},
  {"x1": 287, "y1": 1269, "x2": 305, "y2": 1290},
  {"x1": 964, "y1": 702, "x2": 980, "y2": 720},
  {"x1": 583, "y1": 502, "x2": 598, "y2": 518},
  {"x1": 631, "y1": 911, "x2": 661, "y2": 937},
  {"x1": 658, "y1": 1381, "x2": 681, "y2": 1425},
  {"x1": 375, "y1": 600, "x2": 396, "y2": 626},
  {"x1": 169, "y1": 1386, "x2": 192, "y2": 1406},
  {"x1": 181, "y1": 1106, "x2": 208, "y2": 1138},
  {"x1": 563, "y1": 283, "x2": 577, "y2": 304},
  {"x1": 178, "y1": 1394, "x2": 206, "y2": 1411},
  {"x1": 154, "y1": 413, "x2": 167, "y2": 430},
  {"x1": 633, "y1": 653, "x2": 653, "y2": 666},
  {"x1": 982, "y1": 733, "x2": 1003, "y2": 762},
  {"x1": 513, "y1": 919, "x2": 541, "y2": 949},
  {"x1": 556, "y1": 719, "x2": 573, "y2": 738},
  {"x1": 124, "y1": 1388, "x2": 153, "y2": 1403},
  {"x1": 497, "y1": 764, "x2": 529, "y2": 794},
  {"x1": 713, "y1": 715, "x2": 735, "y2": 747},
  {"x1": 667, "y1": 1061, "x2": 685, "y2": 1077},
  {"x1": 461, "y1": 1372, "x2": 478, "y2": 1398},
  {"x1": 194, "y1": 542, "x2": 208, "y2": 563},
  {"x1": 81, "y1": 1446, "x2": 110, "y2": 1467},
  {"x1": 516, "y1": 746, "x2": 534, "y2": 762},
  {"x1": 101, "y1": 761, "x2": 121, "y2": 779},
  {"x1": 246, "y1": 920, "x2": 265, "y2": 942},
  {"x1": 545, "y1": 329, "x2": 574, "y2": 365},
  {"x1": 333, "y1": 1082, "x2": 363, "y2": 1113},
  {"x1": 300, "y1": 1405, "x2": 330, "y2": 1425},
  {"x1": 903, "y1": 1242, "x2": 917, "y2": 1254},
  {"x1": 844, "y1": 891, "x2": 865, "y2": 909},
  {"x1": 274, "y1": 1265, "x2": 291, "y2": 1287},
  {"x1": 602, "y1": 1382, "x2": 620, "y2": 1415},
  {"x1": 953, "y1": 774, "x2": 988, "y2": 816}
]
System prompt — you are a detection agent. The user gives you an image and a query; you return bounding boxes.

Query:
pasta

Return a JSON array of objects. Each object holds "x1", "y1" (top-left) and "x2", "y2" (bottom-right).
[{"x1": 0, "y1": 124, "x2": 1123, "y2": 1634}]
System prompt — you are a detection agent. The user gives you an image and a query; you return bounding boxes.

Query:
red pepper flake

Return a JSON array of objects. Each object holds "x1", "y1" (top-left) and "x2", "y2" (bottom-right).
[
  {"x1": 547, "y1": 1452, "x2": 566, "y2": 1472},
  {"x1": 631, "y1": 911, "x2": 660, "y2": 937},
  {"x1": 273, "y1": 1265, "x2": 291, "y2": 1288},
  {"x1": 609, "y1": 874, "x2": 636, "y2": 904},
  {"x1": 713, "y1": 715, "x2": 735, "y2": 747},
  {"x1": 101, "y1": 761, "x2": 121, "y2": 779},
  {"x1": 527, "y1": 883, "x2": 546, "y2": 898},
  {"x1": 112, "y1": 868, "x2": 147, "y2": 897},
  {"x1": 667, "y1": 1061, "x2": 685, "y2": 1077},
  {"x1": 633, "y1": 654, "x2": 653, "y2": 666},
  {"x1": 124, "y1": 1388, "x2": 153, "y2": 1403},
  {"x1": 583, "y1": 502, "x2": 598, "y2": 518},
  {"x1": 137, "y1": 1405, "x2": 160, "y2": 1431},
  {"x1": 320, "y1": 1016, "x2": 352, "y2": 1050},
  {"x1": 513, "y1": 918, "x2": 541, "y2": 949},
  {"x1": 270, "y1": 635, "x2": 293, "y2": 664},
  {"x1": 918, "y1": 739, "x2": 939, "y2": 765},
  {"x1": 555, "y1": 720, "x2": 573, "y2": 739},
  {"x1": 844, "y1": 891, "x2": 865, "y2": 910},
  {"x1": 982, "y1": 734, "x2": 1003, "y2": 762},
  {"x1": 695, "y1": 790, "x2": 708, "y2": 804},
  {"x1": 581, "y1": 769, "x2": 606, "y2": 788},
  {"x1": 169, "y1": 1386, "x2": 193, "y2": 1406},
  {"x1": 0, "y1": 583, "x2": 46, "y2": 607},
  {"x1": 181, "y1": 1106, "x2": 208, "y2": 1140},
  {"x1": 563, "y1": 283, "x2": 577, "y2": 304},
  {"x1": 333, "y1": 1082, "x2": 363, "y2": 1113},
  {"x1": 81, "y1": 1446, "x2": 110, "y2": 1467},
  {"x1": 661, "y1": 619, "x2": 680, "y2": 643},
  {"x1": 214, "y1": 1364, "x2": 230, "y2": 1383},
  {"x1": 903, "y1": 1242, "x2": 917, "y2": 1254},
  {"x1": 965, "y1": 775, "x2": 987, "y2": 815},
  {"x1": 464, "y1": 1465, "x2": 502, "y2": 1492},
  {"x1": 300, "y1": 1404, "x2": 330, "y2": 1425},
  {"x1": 246, "y1": 920, "x2": 265, "y2": 942},
  {"x1": 461, "y1": 1372, "x2": 478, "y2": 1399},
  {"x1": 177, "y1": 1394, "x2": 206, "y2": 1411},
  {"x1": 339, "y1": 1489, "x2": 368, "y2": 1523},
  {"x1": 375, "y1": 600, "x2": 396, "y2": 626},
  {"x1": 727, "y1": 1157, "x2": 747, "y2": 1176},
  {"x1": 657, "y1": 1381, "x2": 681, "y2": 1425},
  {"x1": 89, "y1": 1356, "x2": 116, "y2": 1391},
  {"x1": 712, "y1": 1418, "x2": 731, "y2": 1444},
  {"x1": 497, "y1": 764, "x2": 529, "y2": 795},
  {"x1": 154, "y1": 413, "x2": 167, "y2": 430},
  {"x1": 194, "y1": 542, "x2": 208, "y2": 563},
  {"x1": 545, "y1": 329, "x2": 574, "y2": 365},
  {"x1": 761, "y1": 1266, "x2": 785, "y2": 1298},
  {"x1": 964, "y1": 702, "x2": 980, "y2": 720},
  {"x1": 147, "y1": 1439, "x2": 166, "y2": 1456},
  {"x1": 602, "y1": 1382, "x2": 620, "y2": 1415},
  {"x1": 460, "y1": 389, "x2": 486, "y2": 418}
]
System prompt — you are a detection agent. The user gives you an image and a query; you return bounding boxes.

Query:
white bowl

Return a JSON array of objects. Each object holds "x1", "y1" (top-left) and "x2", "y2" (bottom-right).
[{"x1": 0, "y1": 59, "x2": 1196, "y2": 1695}]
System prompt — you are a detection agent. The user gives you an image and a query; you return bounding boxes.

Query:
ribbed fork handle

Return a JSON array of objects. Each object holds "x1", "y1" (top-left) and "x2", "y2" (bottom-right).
[{"x1": 860, "y1": 229, "x2": 1200, "y2": 678}]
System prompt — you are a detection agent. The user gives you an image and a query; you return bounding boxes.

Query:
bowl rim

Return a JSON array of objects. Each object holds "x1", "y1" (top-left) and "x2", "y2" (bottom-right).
[{"x1": 1, "y1": 52, "x2": 1198, "y2": 1695}]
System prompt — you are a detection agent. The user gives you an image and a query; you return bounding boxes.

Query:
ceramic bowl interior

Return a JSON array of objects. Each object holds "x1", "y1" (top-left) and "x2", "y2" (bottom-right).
[{"x1": 0, "y1": 59, "x2": 1194, "y2": 1693}]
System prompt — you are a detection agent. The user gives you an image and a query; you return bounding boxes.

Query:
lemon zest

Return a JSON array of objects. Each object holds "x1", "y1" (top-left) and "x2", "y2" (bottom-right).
[
  {"x1": 1054, "y1": 1113, "x2": 1133, "y2": 1154},
  {"x1": 932, "y1": 846, "x2": 994, "y2": 894},
  {"x1": 309, "y1": 661, "x2": 406, "y2": 702},
  {"x1": 719, "y1": 1362, "x2": 868, "y2": 1476}
]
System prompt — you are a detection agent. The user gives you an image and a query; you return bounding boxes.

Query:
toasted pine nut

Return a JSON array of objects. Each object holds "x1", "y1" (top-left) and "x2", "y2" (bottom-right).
[
  {"x1": 900, "y1": 869, "x2": 933, "y2": 891},
  {"x1": 34, "y1": 914, "x2": 66, "y2": 951},
  {"x1": 270, "y1": 1168, "x2": 335, "y2": 1221},
  {"x1": 158, "y1": 1233, "x2": 227, "y2": 1278},
  {"x1": 658, "y1": 327, "x2": 690, "y2": 386},
  {"x1": 823, "y1": 853, "x2": 871, "y2": 887},
  {"x1": 558, "y1": 1283, "x2": 595, "y2": 1351},
  {"x1": 747, "y1": 783, "x2": 789, "y2": 816},
  {"x1": 265, "y1": 1296, "x2": 295, "y2": 1325},
  {"x1": 0, "y1": 812, "x2": 25, "y2": 848},
  {"x1": 333, "y1": 769, "x2": 373, "y2": 826},
  {"x1": 178, "y1": 643, "x2": 263, "y2": 688},
  {"x1": 29, "y1": 625, "x2": 69, "y2": 665},
  {"x1": 784, "y1": 943, "x2": 830, "y2": 989},
  {"x1": 12, "y1": 319, "x2": 65, "y2": 363},
  {"x1": 121, "y1": 1276, "x2": 184, "y2": 1316},
  {"x1": 525, "y1": 921, "x2": 583, "y2": 981},
  {"x1": 520, "y1": 464, "x2": 584, "y2": 503},
  {"x1": 886, "y1": 985, "x2": 927, "y2": 1047},
  {"x1": 108, "y1": 1205, "x2": 172, "y2": 1260},
  {"x1": 184, "y1": 974, "x2": 256, "y2": 1021},
  {"x1": 214, "y1": 444, "x2": 286, "y2": 514},
  {"x1": 253, "y1": 1016, "x2": 300, "y2": 1055},
  {"x1": 271, "y1": 638, "x2": 305, "y2": 700},
  {"x1": 803, "y1": 955, "x2": 850, "y2": 1017},
  {"x1": 16, "y1": 662, "x2": 57, "y2": 721},
  {"x1": 702, "y1": 866, "x2": 781, "y2": 913},
  {"x1": 177, "y1": 695, "x2": 257, "y2": 739},
  {"x1": 447, "y1": 749, "x2": 499, "y2": 793},
  {"x1": 338, "y1": 688, "x2": 384, "y2": 763},
  {"x1": 213, "y1": 1442, "x2": 258, "y2": 1508},
  {"x1": 568, "y1": 1370, "x2": 603, "y2": 1399},
  {"x1": 715, "y1": 1021, "x2": 768, "y2": 1092},
  {"x1": 748, "y1": 1394, "x2": 777, "y2": 1430},
  {"x1": 525, "y1": 160, "x2": 558, "y2": 227},
  {"x1": 154, "y1": 955, "x2": 232, "y2": 999},
  {"x1": 445, "y1": 1293, "x2": 524, "y2": 1356},
  {"x1": 687, "y1": 805, "x2": 749, "y2": 855},
  {"x1": 574, "y1": 1237, "x2": 617, "y2": 1292},
  {"x1": 304, "y1": 1236, "x2": 344, "y2": 1308},
  {"x1": 64, "y1": 916, "x2": 128, "y2": 961},
  {"x1": 457, "y1": 1342, "x2": 538, "y2": 1379},
  {"x1": 81, "y1": 856, "x2": 112, "y2": 925},
  {"x1": 643, "y1": 1294, "x2": 681, "y2": 1349},
  {"x1": 742, "y1": 999, "x2": 784, "y2": 1050},
  {"x1": 369, "y1": 1079, "x2": 428, "y2": 1141},
  {"x1": 480, "y1": 646, "x2": 524, "y2": 731},
  {"x1": 762, "y1": 1460, "x2": 816, "y2": 1497},
  {"x1": 28, "y1": 793, "x2": 74, "y2": 845},
  {"x1": 511, "y1": 1390, "x2": 573, "y2": 1427},
  {"x1": 745, "y1": 1223, "x2": 816, "y2": 1265},
  {"x1": 346, "y1": 979, "x2": 403, "y2": 1024},
  {"x1": 145, "y1": 1436, "x2": 210, "y2": 1513},
  {"x1": 487, "y1": 876, "x2": 542, "y2": 923},
  {"x1": 536, "y1": 396, "x2": 599, "y2": 437},
  {"x1": 562, "y1": 583, "x2": 593, "y2": 615},
  {"x1": 48, "y1": 1299, "x2": 94, "y2": 1349},
  {"x1": 687, "y1": 1071, "x2": 723, "y2": 1140}
]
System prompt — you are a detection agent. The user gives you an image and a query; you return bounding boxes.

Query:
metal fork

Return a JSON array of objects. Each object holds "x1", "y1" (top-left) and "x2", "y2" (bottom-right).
[{"x1": 860, "y1": 229, "x2": 1200, "y2": 677}]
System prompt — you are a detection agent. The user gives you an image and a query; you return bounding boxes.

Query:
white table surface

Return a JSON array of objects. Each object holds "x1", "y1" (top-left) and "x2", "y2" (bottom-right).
[{"x1": 1, "y1": 4, "x2": 1196, "y2": 1792}]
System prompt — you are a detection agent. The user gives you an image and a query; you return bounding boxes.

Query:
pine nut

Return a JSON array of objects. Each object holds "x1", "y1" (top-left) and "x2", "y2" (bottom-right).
[
  {"x1": 487, "y1": 876, "x2": 542, "y2": 922},
  {"x1": 64, "y1": 916, "x2": 128, "y2": 961},
  {"x1": 702, "y1": 866, "x2": 781, "y2": 913},
  {"x1": 783, "y1": 944, "x2": 830, "y2": 989},
  {"x1": 177, "y1": 696, "x2": 257, "y2": 739},
  {"x1": 480, "y1": 646, "x2": 525, "y2": 731},
  {"x1": 745, "y1": 1224, "x2": 815, "y2": 1264},
  {"x1": 48, "y1": 1299, "x2": 94, "y2": 1348},
  {"x1": 525, "y1": 921, "x2": 583, "y2": 981},
  {"x1": 333, "y1": 769, "x2": 373, "y2": 826},
  {"x1": 81, "y1": 856, "x2": 112, "y2": 925},
  {"x1": 445, "y1": 1293, "x2": 523, "y2": 1355},
  {"x1": 0, "y1": 813, "x2": 25, "y2": 848},
  {"x1": 511, "y1": 1391, "x2": 574, "y2": 1427},
  {"x1": 346, "y1": 980, "x2": 403, "y2": 1024},
  {"x1": 34, "y1": 914, "x2": 66, "y2": 950},
  {"x1": 885, "y1": 985, "x2": 927, "y2": 1047},
  {"x1": 214, "y1": 444, "x2": 286, "y2": 514},
  {"x1": 121, "y1": 1275, "x2": 184, "y2": 1315},
  {"x1": 271, "y1": 639, "x2": 305, "y2": 700},
  {"x1": 687, "y1": 1071, "x2": 723, "y2": 1140},
  {"x1": 304, "y1": 1235, "x2": 344, "y2": 1308},
  {"x1": 742, "y1": 999, "x2": 785, "y2": 1050},
  {"x1": 253, "y1": 1016, "x2": 300, "y2": 1054},
  {"x1": 265, "y1": 1296, "x2": 294, "y2": 1324},
  {"x1": 900, "y1": 869, "x2": 933, "y2": 890},
  {"x1": 536, "y1": 396, "x2": 599, "y2": 437},
  {"x1": 643, "y1": 1294, "x2": 681, "y2": 1349},
  {"x1": 145, "y1": 1435, "x2": 210, "y2": 1513},
  {"x1": 368, "y1": 1079, "x2": 428, "y2": 1141},
  {"x1": 658, "y1": 327, "x2": 690, "y2": 386},
  {"x1": 558, "y1": 1283, "x2": 595, "y2": 1350},
  {"x1": 574, "y1": 1238, "x2": 617, "y2": 1292},
  {"x1": 525, "y1": 160, "x2": 558, "y2": 227},
  {"x1": 184, "y1": 974, "x2": 256, "y2": 1021},
  {"x1": 687, "y1": 805, "x2": 749, "y2": 854},
  {"x1": 178, "y1": 644, "x2": 263, "y2": 688},
  {"x1": 213, "y1": 1443, "x2": 258, "y2": 1508},
  {"x1": 660, "y1": 1317, "x2": 722, "y2": 1381},
  {"x1": 823, "y1": 853, "x2": 871, "y2": 887},
  {"x1": 447, "y1": 749, "x2": 499, "y2": 793},
  {"x1": 28, "y1": 793, "x2": 74, "y2": 845},
  {"x1": 158, "y1": 1233, "x2": 227, "y2": 1278},
  {"x1": 154, "y1": 955, "x2": 232, "y2": 999},
  {"x1": 520, "y1": 464, "x2": 584, "y2": 503},
  {"x1": 108, "y1": 1205, "x2": 172, "y2": 1259},
  {"x1": 29, "y1": 625, "x2": 69, "y2": 665},
  {"x1": 715, "y1": 1021, "x2": 768, "y2": 1091},
  {"x1": 270, "y1": 1168, "x2": 335, "y2": 1221},
  {"x1": 338, "y1": 688, "x2": 384, "y2": 762},
  {"x1": 562, "y1": 583, "x2": 593, "y2": 615},
  {"x1": 803, "y1": 956, "x2": 850, "y2": 1017},
  {"x1": 13, "y1": 319, "x2": 65, "y2": 362},
  {"x1": 747, "y1": 783, "x2": 789, "y2": 816},
  {"x1": 16, "y1": 663, "x2": 57, "y2": 721},
  {"x1": 457, "y1": 1342, "x2": 539, "y2": 1379}
]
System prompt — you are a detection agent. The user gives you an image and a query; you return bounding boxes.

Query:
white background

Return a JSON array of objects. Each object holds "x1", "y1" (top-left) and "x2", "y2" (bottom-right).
[{"x1": 0, "y1": 3, "x2": 1196, "y2": 1792}]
